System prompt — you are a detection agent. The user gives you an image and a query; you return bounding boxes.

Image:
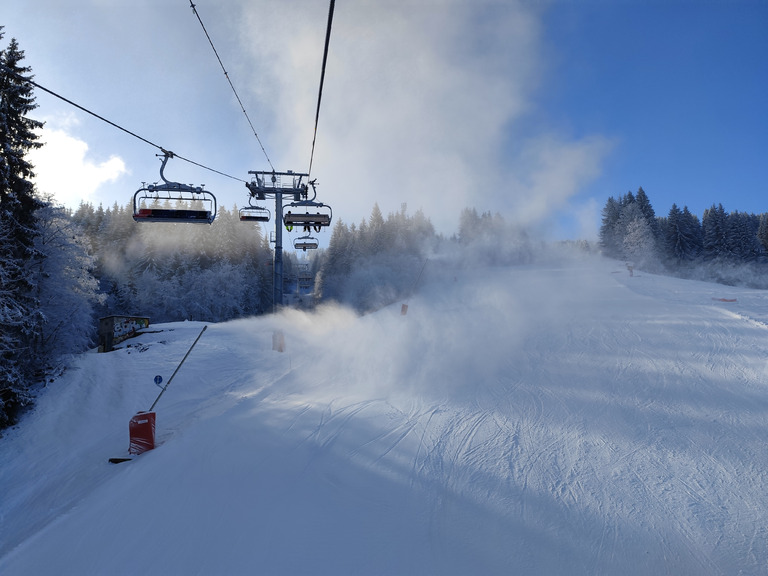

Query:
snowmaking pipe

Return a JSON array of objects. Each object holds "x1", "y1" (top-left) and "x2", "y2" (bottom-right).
[{"x1": 148, "y1": 325, "x2": 207, "y2": 412}]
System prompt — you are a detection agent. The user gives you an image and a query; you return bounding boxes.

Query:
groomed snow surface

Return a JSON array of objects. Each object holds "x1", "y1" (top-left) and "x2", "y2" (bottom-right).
[{"x1": 1, "y1": 254, "x2": 766, "y2": 575}]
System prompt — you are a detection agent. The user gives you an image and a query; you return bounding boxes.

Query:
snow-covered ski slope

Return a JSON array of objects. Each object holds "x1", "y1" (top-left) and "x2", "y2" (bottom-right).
[{"x1": 1, "y1": 253, "x2": 767, "y2": 575}]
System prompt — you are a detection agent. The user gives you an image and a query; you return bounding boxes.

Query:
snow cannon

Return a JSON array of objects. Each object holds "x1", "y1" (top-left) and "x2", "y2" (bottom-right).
[
  {"x1": 113, "y1": 326, "x2": 207, "y2": 463},
  {"x1": 129, "y1": 411, "x2": 156, "y2": 455}
]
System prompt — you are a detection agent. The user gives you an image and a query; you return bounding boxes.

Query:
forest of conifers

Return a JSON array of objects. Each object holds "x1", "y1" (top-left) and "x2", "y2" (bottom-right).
[
  {"x1": 600, "y1": 187, "x2": 768, "y2": 286},
  {"x1": 69, "y1": 200, "x2": 441, "y2": 324}
]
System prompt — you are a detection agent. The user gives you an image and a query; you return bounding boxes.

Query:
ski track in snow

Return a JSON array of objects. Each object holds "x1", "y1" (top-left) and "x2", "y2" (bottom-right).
[{"x1": 1, "y1": 256, "x2": 768, "y2": 575}]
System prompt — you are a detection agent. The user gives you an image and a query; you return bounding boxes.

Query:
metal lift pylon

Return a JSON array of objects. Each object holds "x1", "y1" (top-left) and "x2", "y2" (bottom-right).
[{"x1": 245, "y1": 170, "x2": 319, "y2": 311}]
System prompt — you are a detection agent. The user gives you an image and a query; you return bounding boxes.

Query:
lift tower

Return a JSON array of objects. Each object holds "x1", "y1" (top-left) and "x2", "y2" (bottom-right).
[
  {"x1": 246, "y1": 170, "x2": 305, "y2": 310},
  {"x1": 245, "y1": 170, "x2": 332, "y2": 310}
]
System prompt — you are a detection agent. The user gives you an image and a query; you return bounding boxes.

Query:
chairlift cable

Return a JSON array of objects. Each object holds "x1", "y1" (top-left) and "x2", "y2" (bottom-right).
[
  {"x1": 0, "y1": 63, "x2": 246, "y2": 183},
  {"x1": 171, "y1": 151, "x2": 245, "y2": 182},
  {"x1": 409, "y1": 259, "x2": 429, "y2": 296},
  {"x1": 307, "y1": 0, "x2": 335, "y2": 181},
  {"x1": 20, "y1": 70, "x2": 163, "y2": 151},
  {"x1": 189, "y1": 1, "x2": 275, "y2": 172}
]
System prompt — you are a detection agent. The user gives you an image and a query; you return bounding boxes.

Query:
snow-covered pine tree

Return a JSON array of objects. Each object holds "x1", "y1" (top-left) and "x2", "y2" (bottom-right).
[
  {"x1": 623, "y1": 216, "x2": 653, "y2": 256},
  {"x1": 0, "y1": 216, "x2": 29, "y2": 427},
  {"x1": 702, "y1": 204, "x2": 728, "y2": 261},
  {"x1": 634, "y1": 187, "x2": 660, "y2": 241},
  {"x1": 367, "y1": 202, "x2": 386, "y2": 253},
  {"x1": 91, "y1": 202, "x2": 136, "y2": 315},
  {"x1": 256, "y1": 231, "x2": 274, "y2": 313},
  {"x1": 663, "y1": 203, "x2": 684, "y2": 262},
  {"x1": 33, "y1": 202, "x2": 104, "y2": 362},
  {"x1": 599, "y1": 196, "x2": 622, "y2": 257},
  {"x1": 0, "y1": 31, "x2": 45, "y2": 427},
  {"x1": 315, "y1": 218, "x2": 351, "y2": 301},
  {"x1": 664, "y1": 204, "x2": 703, "y2": 264},
  {"x1": 725, "y1": 211, "x2": 761, "y2": 263},
  {"x1": 621, "y1": 205, "x2": 659, "y2": 270},
  {"x1": 680, "y1": 206, "x2": 703, "y2": 260},
  {"x1": 458, "y1": 207, "x2": 480, "y2": 245},
  {"x1": 757, "y1": 213, "x2": 768, "y2": 254}
]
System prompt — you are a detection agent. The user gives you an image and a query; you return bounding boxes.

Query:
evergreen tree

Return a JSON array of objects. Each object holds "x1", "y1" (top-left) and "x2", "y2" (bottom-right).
[
  {"x1": 725, "y1": 211, "x2": 761, "y2": 262},
  {"x1": 620, "y1": 202, "x2": 658, "y2": 268},
  {"x1": 316, "y1": 219, "x2": 351, "y2": 301},
  {"x1": 0, "y1": 31, "x2": 44, "y2": 426},
  {"x1": 681, "y1": 206, "x2": 703, "y2": 259},
  {"x1": 757, "y1": 214, "x2": 768, "y2": 254},
  {"x1": 634, "y1": 187, "x2": 660, "y2": 240},
  {"x1": 664, "y1": 204, "x2": 702, "y2": 263},
  {"x1": 599, "y1": 196, "x2": 622, "y2": 257},
  {"x1": 0, "y1": 35, "x2": 43, "y2": 226},
  {"x1": 458, "y1": 207, "x2": 480, "y2": 245},
  {"x1": 33, "y1": 202, "x2": 103, "y2": 361},
  {"x1": 256, "y1": 232, "x2": 274, "y2": 312},
  {"x1": 702, "y1": 203, "x2": 728, "y2": 260},
  {"x1": 368, "y1": 202, "x2": 384, "y2": 234},
  {"x1": 314, "y1": 203, "x2": 438, "y2": 312},
  {"x1": 0, "y1": 216, "x2": 29, "y2": 426},
  {"x1": 664, "y1": 204, "x2": 683, "y2": 261}
]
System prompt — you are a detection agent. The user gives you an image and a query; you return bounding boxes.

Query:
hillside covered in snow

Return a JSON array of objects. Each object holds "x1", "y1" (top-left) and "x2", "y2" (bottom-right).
[{"x1": 1, "y1": 253, "x2": 766, "y2": 575}]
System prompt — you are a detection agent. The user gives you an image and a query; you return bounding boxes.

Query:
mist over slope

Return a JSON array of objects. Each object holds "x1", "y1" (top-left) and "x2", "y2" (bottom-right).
[{"x1": 1, "y1": 252, "x2": 766, "y2": 575}]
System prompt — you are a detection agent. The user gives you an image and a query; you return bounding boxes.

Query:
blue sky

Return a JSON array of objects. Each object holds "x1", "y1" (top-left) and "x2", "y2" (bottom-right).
[
  {"x1": 541, "y1": 1, "x2": 767, "y2": 229},
  {"x1": 3, "y1": 0, "x2": 766, "y2": 241}
]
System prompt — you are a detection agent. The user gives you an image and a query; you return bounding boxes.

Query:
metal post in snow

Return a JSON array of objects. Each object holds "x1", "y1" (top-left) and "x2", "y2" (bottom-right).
[{"x1": 148, "y1": 325, "x2": 207, "y2": 412}]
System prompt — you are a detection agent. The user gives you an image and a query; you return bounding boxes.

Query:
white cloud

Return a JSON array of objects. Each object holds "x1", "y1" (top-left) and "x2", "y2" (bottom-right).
[
  {"x1": 29, "y1": 118, "x2": 128, "y2": 210},
  {"x1": 508, "y1": 134, "x2": 614, "y2": 226},
  {"x1": 572, "y1": 197, "x2": 602, "y2": 241},
  {"x1": 238, "y1": 2, "x2": 537, "y2": 229}
]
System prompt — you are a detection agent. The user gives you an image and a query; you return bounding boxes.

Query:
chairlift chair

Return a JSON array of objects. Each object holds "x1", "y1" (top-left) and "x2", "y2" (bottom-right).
[
  {"x1": 239, "y1": 205, "x2": 271, "y2": 222},
  {"x1": 132, "y1": 152, "x2": 217, "y2": 224},
  {"x1": 283, "y1": 201, "x2": 332, "y2": 232},
  {"x1": 293, "y1": 235, "x2": 319, "y2": 251}
]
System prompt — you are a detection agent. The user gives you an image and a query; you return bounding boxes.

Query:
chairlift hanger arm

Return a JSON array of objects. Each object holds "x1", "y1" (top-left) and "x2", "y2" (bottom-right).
[{"x1": 153, "y1": 151, "x2": 206, "y2": 193}]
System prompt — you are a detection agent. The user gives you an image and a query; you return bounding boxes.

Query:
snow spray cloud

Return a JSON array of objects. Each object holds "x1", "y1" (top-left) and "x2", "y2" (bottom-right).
[
  {"x1": 258, "y1": 245, "x2": 608, "y2": 405},
  {"x1": 238, "y1": 0, "x2": 611, "y2": 237}
]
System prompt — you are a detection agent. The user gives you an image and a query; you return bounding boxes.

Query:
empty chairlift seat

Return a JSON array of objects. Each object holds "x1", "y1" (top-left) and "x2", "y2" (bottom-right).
[
  {"x1": 132, "y1": 152, "x2": 217, "y2": 225},
  {"x1": 293, "y1": 236, "x2": 319, "y2": 251},
  {"x1": 239, "y1": 206, "x2": 271, "y2": 222}
]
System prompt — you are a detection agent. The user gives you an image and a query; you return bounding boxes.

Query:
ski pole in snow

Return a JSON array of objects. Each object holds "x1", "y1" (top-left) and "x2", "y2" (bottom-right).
[{"x1": 148, "y1": 325, "x2": 207, "y2": 411}]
